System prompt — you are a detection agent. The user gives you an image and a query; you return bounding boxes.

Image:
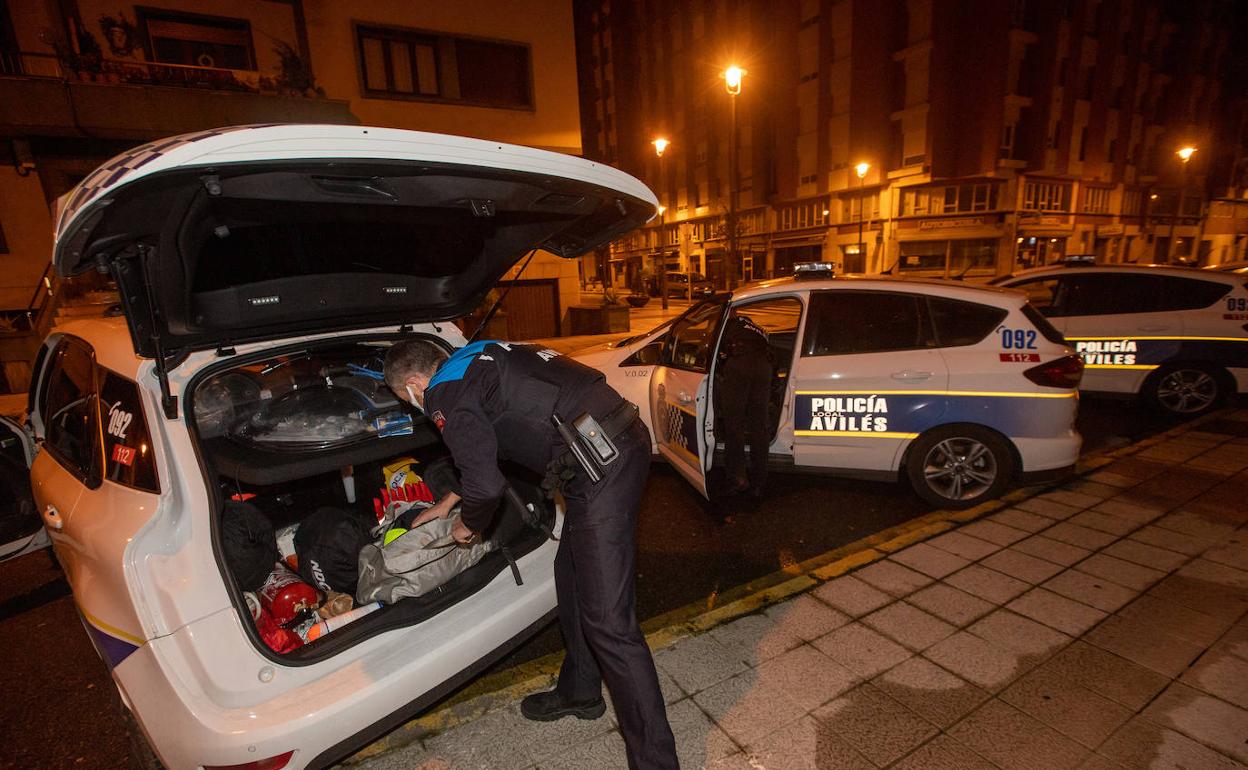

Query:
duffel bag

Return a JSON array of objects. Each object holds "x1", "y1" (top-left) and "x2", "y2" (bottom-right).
[{"x1": 356, "y1": 515, "x2": 493, "y2": 605}]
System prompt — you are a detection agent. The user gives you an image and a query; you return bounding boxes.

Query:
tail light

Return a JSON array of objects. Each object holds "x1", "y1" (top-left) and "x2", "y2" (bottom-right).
[
  {"x1": 1024, "y1": 355, "x2": 1084, "y2": 389},
  {"x1": 205, "y1": 752, "x2": 295, "y2": 770}
]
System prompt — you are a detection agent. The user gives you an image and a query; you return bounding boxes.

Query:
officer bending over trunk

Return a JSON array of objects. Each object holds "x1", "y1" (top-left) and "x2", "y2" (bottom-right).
[{"x1": 384, "y1": 339, "x2": 679, "y2": 770}]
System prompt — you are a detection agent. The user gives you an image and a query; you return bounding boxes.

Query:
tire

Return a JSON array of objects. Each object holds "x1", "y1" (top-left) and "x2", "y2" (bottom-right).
[
  {"x1": 905, "y1": 425, "x2": 1014, "y2": 509},
  {"x1": 1143, "y1": 363, "x2": 1227, "y2": 417}
]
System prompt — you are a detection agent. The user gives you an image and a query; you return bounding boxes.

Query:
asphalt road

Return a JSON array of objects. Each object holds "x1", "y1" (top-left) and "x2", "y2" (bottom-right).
[{"x1": 0, "y1": 396, "x2": 1197, "y2": 770}]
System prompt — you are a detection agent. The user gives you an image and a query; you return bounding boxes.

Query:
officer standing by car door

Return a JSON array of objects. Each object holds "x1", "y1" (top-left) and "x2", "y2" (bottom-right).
[
  {"x1": 384, "y1": 339, "x2": 679, "y2": 770},
  {"x1": 717, "y1": 309, "x2": 773, "y2": 498}
]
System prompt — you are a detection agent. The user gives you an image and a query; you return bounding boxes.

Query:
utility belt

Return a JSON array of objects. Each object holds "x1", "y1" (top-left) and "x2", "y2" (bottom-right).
[{"x1": 542, "y1": 400, "x2": 640, "y2": 498}]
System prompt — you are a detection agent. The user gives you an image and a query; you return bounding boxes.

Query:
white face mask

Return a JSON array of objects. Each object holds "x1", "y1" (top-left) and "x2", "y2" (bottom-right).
[{"x1": 405, "y1": 384, "x2": 424, "y2": 414}]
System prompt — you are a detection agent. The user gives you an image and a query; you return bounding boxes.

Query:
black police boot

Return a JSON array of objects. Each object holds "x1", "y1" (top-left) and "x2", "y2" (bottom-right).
[{"x1": 520, "y1": 690, "x2": 607, "y2": 722}]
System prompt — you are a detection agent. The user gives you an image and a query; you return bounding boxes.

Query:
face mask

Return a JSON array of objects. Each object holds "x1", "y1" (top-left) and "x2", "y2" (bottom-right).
[{"x1": 405, "y1": 384, "x2": 424, "y2": 415}]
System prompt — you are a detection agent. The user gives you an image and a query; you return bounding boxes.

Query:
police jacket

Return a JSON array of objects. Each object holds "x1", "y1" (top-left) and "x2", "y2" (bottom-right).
[
  {"x1": 719, "y1": 315, "x2": 770, "y2": 360},
  {"x1": 424, "y1": 341, "x2": 623, "y2": 532}
]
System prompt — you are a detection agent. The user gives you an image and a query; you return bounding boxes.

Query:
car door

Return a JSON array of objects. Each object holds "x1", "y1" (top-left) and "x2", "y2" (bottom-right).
[
  {"x1": 791, "y1": 290, "x2": 949, "y2": 472},
  {"x1": 0, "y1": 414, "x2": 44, "y2": 561},
  {"x1": 1056, "y1": 273, "x2": 1183, "y2": 393},
  {"x1": 649, "y1": 299, "x2": 728, "y2": 495},
  {"x1": 718, "y1": 295, "x2": 806, "y2": 457},
  {"x1": 29, "y1": 336, "x2": 101, "y2": 589}
]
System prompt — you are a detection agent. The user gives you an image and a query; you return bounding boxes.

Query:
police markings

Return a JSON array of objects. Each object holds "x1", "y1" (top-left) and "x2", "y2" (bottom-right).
[
  {"x1": 1067, "y1": 335, "x2": 1248, "y2": 370},
  {"x1": 794, "y1": 389, "x2": 1076, "y2": 439}
]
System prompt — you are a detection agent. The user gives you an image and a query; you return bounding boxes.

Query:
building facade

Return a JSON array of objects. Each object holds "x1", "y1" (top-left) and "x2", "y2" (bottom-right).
[
  {"x1": 576, "y1": 0, "x2": 1248, "y2": 291},
  {"x1": 0, "y1": 0, "x2": 582, "y2": 390}
]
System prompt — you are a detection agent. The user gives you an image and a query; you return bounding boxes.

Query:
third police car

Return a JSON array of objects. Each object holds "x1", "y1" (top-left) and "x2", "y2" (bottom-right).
[
  {"x1": 995, "y1": 263, "x2": 1248, "y2": 415},
  {"x1": 574, "y1": 265, "x2": 1084, "y2": 508}
]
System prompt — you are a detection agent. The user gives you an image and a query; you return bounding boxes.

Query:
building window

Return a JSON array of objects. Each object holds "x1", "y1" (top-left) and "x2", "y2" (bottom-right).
[
  {"x1": 1122, "y1": 189, "x2": 1142, "y2": 215},
  {"x1": 844, "y1": 191, "x2": 880, "y2": 222},
  {"x1": 138, "y1": 8, "x2": 255, "y2": 70},
  {"x1": 0, "y1": 218, "x2": 7, "y2": 253},
  {"x1": 357, "y1": 25, "x2": 533, "y2": 109},
  {"x1": 777, "y1": 200, "x2": 827, "y2": 231},
  {"x1": 1000, "y1": 123, "x2": 1016, "y2": 159},
  {"x1": 1022, "y1": 181, "x2": 1072, "y2": 211},
  {"x1": 899, "y1": 184, "x2": 999, "y2": 216},
  {"x1": 1077, "y1": 126, "x2": 1089, "y2": 161},
  {"x1": 1082, "y1": 186, "x2": 1111, "y2": 214}
]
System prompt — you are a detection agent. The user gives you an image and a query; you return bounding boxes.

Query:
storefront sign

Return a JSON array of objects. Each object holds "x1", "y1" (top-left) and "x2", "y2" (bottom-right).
[
  {"x1": 1096, "y1": 224, "x2": 1125, "y2": 236},
  {"x1": 1018, "y1": 214, "x2": 1069, "y2": 227},
  {"x1": 918, "y1": 217, "x2": 985, "y2": 230}
]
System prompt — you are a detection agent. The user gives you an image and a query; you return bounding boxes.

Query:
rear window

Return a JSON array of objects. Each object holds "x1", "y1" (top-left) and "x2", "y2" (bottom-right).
[
  {"x1": 1021, "y1": 303, "x2": 1067, "y2": 345},
  {"x1": 99, "y1": 371, "x2": 160, "y2": 494},
  {"x1": 926, "y1": 297, "x2": 1007, "y2": 347},
  {"x1": 804, "y1": 291, "x2": 932, "y2": 356},
  {"x1": 1062, "y1": 274, "x2": 1230, "y2": 315}
]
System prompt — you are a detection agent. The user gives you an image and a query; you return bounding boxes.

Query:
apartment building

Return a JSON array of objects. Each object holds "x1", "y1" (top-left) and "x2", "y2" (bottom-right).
[
  {"x1": 576, "y1": 0, "x2": 1245, "y2": 291},
  {"x1": 0, "y1": 0, "x2": 581, "y2": 390}
]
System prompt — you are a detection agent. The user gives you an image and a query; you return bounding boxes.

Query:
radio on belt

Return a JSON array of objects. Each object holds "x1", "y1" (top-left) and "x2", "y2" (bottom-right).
[{"x1": 551, "y1": 412, "x2": 619, "y2": 484}]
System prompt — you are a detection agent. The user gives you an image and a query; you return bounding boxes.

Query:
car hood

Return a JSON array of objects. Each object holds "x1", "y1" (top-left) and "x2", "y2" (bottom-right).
[{"x1": 53, "y1": 124, "x2": 656, "y2": 358}]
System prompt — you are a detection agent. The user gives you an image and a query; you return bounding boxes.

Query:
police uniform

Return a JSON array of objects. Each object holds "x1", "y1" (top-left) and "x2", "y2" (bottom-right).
[
  {"x1": 717, "y1": 314, "x2": 773, "y2": 494},
  {"x1": 424, "y1": 341, "x2": 679, "y2": 770}
]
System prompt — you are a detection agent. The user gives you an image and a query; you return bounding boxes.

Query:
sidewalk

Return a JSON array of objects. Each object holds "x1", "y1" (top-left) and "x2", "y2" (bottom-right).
[{"x1": 353, "y1": 411, "x2": 1248, "y2": 770}]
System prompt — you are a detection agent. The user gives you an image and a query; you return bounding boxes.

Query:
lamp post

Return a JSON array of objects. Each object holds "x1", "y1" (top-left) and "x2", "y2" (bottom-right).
[
  {"x1": 854, "y1": 161, "x2": 870, "y2": 272},
  {"x1": 722, "y1": 64, "x2": 746, "y2": 290},
  {"x1": 652, "y1": 137, "x2": 671, "y2": 309},
  {"x1": 1166, "y1": 146, "x2": 1197, "y2": 263}
]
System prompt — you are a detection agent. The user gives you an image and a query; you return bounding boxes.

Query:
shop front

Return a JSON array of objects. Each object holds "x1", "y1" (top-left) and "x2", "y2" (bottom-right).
[
  {"x1": 1016, "y1": 214, "x2": 1073, "y2": 268},
  {"x1": 892, "y1": 214, "x2": 1006, "y2": 279}
]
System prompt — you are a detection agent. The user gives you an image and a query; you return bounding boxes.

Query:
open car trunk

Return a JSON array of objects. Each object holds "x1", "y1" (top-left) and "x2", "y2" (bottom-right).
[{"x1": 188, "y1": 334, "x2": 556, "y2": 664}]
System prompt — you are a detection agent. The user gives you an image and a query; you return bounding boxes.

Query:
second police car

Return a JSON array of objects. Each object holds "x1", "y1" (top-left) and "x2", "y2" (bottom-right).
[
  {"x1": 995, "y1": 263, "x2": 1248, "y2": 415},
  {"x1": 574, "y1": 264, "x2": 1084, "y2": 508}
]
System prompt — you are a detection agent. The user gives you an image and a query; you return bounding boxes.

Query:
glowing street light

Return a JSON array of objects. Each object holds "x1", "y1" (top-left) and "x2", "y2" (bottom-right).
[
  {"x1": 855, "y1": 162, "x2": 870, "y2": 270},
  {"x1": 1177, "y1": 146, "x2": 1196, "y2": 163},
  {"x1": 653, "y1": 138, "x2": 672, "y2": 307},
  {"x1": 1165, "y1": 146, "x2": 1199, "y2": 263},
  {"x1": 722, "y1": 64, "x2": 747, "y2": 289},
  {"x1": 652, "y1": 137, "x2": 670, "y2": 158}
]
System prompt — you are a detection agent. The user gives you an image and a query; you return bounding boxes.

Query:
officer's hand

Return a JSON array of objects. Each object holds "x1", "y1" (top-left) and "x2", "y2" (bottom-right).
[
  {"x1": 411, "y1": 492, "x2": 461, "y2": 527},
  {"x1": 451, "y1": 514, "x2": 479, "y2": 546}
]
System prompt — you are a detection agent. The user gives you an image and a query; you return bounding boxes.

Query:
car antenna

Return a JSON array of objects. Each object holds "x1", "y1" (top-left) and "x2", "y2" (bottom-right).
[{"x1": 468, "y1": 248, "x2": 537, "y2": 343}]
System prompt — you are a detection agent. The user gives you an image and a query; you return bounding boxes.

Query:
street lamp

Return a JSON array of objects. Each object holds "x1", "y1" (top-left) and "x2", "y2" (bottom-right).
[
  {"x1": 722, "y1": 64, "x2": 746, "y2": 289},
  {"x1": 653, "y1": 138, "x2": 672, "y2": 308},
  {"x1": 1166, "y1": 146, "x2": 1197, "y2": 263},
  {"x1": 855, "y1": 162, "x2": 870, "y2": 272}
]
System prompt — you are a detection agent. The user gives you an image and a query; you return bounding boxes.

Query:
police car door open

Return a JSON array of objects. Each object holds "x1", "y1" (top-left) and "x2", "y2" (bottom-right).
[{"x1": 649, "y1": 301, "x2": 727, "y2": 496}]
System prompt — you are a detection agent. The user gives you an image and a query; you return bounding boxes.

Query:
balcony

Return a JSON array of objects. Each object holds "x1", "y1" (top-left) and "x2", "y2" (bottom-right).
[{"x1": 0, "y1": 51, "x2": 357, "y2": 140}]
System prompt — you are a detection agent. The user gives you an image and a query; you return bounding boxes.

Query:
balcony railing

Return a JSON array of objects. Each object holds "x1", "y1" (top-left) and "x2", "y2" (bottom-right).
[
  {"x1": 1, "y1": 48, "x2": 306, "y2": 96},
  {"x1": 0, "y1": 263, "x2": 59, "y2": 337}
]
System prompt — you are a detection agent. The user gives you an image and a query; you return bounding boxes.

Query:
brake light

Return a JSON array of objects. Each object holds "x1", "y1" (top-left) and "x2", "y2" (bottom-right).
[
  {"x1": 1024, "y1": 355, "x2": 1084, "y2": 389},
  {"x1": 204, "y1": 751, "x2": 295, "y2": 770}
]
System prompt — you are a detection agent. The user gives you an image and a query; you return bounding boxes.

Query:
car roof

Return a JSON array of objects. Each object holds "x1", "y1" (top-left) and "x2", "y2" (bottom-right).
[
  {"x1": 54, "y1": 317, "x2": 146, "y2": 379},
  {"x1": 731, "y1": 274, "x2": 1023, "y2": 306},
  {"x1": 1000, "y1": 263, "x2": 1244, "y2": 285}
]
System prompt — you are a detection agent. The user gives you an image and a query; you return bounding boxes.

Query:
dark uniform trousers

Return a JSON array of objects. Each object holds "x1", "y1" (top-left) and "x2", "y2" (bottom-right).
[
  {"x1": 555, "y1": 418, "x2": 679, "y2": 770},
  {"x1": 719, "y1": 354, "x2": 772, "y2": 490}
]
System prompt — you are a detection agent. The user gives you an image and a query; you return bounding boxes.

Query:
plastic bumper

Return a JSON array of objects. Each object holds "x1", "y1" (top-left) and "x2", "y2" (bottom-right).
[{"x1": 1014, "y1": 429, "x2": 1082, "y2": 475}]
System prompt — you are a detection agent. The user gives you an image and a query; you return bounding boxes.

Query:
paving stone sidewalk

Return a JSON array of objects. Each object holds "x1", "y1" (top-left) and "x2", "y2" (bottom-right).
[{"x1": 356, "y1": 411, "x2": 1248, "y2": 770}]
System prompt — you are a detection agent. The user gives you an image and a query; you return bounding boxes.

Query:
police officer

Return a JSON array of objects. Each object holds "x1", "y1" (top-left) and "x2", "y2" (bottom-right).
[
  {"x1": 717, "y1": 310, "x2": 773, "y2": 497},
  {"x1": 384, "y1": 339, "x2": 679, "y2": 770}
]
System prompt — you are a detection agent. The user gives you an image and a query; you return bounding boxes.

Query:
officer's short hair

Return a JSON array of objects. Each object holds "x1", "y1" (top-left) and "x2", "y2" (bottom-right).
[{"x1": 384, "y1": 339, "x2": 449, "y2": 395}]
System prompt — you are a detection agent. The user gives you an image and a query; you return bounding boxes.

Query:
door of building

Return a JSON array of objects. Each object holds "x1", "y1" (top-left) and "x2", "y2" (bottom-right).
[{"x1": 495, "y1": 278, "x2": 561, "y2": 340}]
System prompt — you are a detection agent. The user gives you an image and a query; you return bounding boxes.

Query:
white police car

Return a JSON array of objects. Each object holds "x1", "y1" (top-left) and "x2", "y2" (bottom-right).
[
  {"x1": 574, "y1": 265, "x2": 1084, "y2": 508},
  {"x1": 0, "y1": 125, "x2": 657, "y2": 770},
  {"x1": 995, "y1": 264, "x2": 1248, "y2": 415}
]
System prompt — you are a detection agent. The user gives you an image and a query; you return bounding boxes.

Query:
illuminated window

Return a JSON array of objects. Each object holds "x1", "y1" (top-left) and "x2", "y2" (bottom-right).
[{"x1": 138, "y1": 8, "x2": 255, "y2": 70}]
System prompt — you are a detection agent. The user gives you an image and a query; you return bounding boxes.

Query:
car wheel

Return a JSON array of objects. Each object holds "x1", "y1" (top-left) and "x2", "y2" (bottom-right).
[
  {"x1": 1144, "y1": 363, "x2": 1226, "y2": 417},
  {"x1": 905, "y1": 425, "x2": 1014, "y2": 509}
]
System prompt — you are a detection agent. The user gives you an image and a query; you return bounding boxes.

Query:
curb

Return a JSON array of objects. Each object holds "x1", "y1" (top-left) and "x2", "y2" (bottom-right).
[{"x1": 346, "y1": 407, "x2": 1232, "y2": 764}]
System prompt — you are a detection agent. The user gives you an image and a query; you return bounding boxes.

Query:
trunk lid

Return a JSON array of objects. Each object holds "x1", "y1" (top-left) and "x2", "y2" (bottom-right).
[{"x1": 53, "y1": 124, "x2": 656, "y2": 359}]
